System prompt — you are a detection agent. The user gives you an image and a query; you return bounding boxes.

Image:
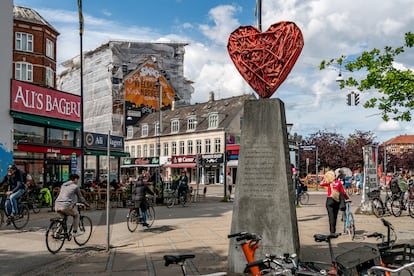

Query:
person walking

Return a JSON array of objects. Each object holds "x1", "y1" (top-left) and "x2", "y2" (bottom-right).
[
  {"x1": 226, "y1": 172, "x2": 233, "y2": 201},
  {"x1": 133, "y1": 175, "x2": 154, "y2": 227},
  {"x1": 320, "y1": 170, "x2": 349, "y2": 234}
]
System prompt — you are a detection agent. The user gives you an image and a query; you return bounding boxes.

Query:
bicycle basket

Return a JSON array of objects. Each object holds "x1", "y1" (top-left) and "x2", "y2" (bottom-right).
[
  {"x1": 335, "y1": 246, "x2": 381, "y2": 276},
  {"x1": 367, "y1": 190, "x2": 381, "y2": 200},
  {"x1": 380, "y1": 243, "x2": 414, "y2": 266}
]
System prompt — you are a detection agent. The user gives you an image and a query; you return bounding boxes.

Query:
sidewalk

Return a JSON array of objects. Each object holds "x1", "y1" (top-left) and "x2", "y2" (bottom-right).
[{"x1": 27, "y1": 187, "x2": 414, "y2": 276}]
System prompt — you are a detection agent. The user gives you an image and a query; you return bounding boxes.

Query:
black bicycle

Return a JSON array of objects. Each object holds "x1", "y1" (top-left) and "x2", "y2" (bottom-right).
[
  {"x1": 126, "y1": 196, "x2": 155, "y2": 232},
  {"x1": 45, "y1": 203, "x2": 92, "y2": 254},
  {"x1": 2, "y1": 193, "x2": 30, "y2": 229}
]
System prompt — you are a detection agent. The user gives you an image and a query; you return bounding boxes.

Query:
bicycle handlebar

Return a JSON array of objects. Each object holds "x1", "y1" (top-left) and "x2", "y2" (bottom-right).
[
  {"x1": 380, "y1": 218, "x2": 394, "y2": 230},
  {"x1": 228, "y1": 232, "x2": 262, "y2": 242},
  {"x1": 368, "y1": 261, "x2": 414, "y2": 275},
  {"x1": 366, "y1": 232, "x2": 384, "y2": 238}
]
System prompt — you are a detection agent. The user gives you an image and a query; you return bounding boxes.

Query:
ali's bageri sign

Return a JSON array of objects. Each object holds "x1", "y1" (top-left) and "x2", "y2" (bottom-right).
[{"x1": 11, "y1": 80, "x2": 81, "y2": 122}]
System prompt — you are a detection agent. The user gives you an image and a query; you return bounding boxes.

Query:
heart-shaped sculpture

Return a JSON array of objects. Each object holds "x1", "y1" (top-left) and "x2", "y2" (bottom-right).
[{"x1": 227, "y1": 22, "x2": 304, "y2": 98}]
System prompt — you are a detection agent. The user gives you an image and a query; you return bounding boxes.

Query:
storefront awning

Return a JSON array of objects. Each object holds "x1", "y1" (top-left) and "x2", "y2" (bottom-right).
[
  {"x1": 11, "y1": 111, "x2": 81, "y2": 130},
  {"x1": 163, "y1": 163, "x2": 196, "y2": 168},
  {"x1": 84, "y1": 149, "x2": 130, "y2": 157}
]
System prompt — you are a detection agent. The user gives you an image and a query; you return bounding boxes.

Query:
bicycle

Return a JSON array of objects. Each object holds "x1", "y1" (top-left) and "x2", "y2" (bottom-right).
[
  {"x1": 45, "y1": 202, "x2": 92, "y2": 254},
  {"x1": 368, "y1": 261, "x2": 414, "y2": 276},
  {"x1": 2, "y1": 193, "x2": 30, "y2": 229},
  {"x1": 23, "y1": 188, "x2": 41, "y2": 214},
  {"x1": 166, "y1": 188, "x2": 192, "y2": 208},
  {"x1": 297, "y1": 190, "x2": 309, "y2": 205},
  {"x1": 126, "y1": 196, "x2": 155, "y2": 232},
  {"x1": 341, "y1": 200, "x2": 355, "y2": 240},
  {"x1": 391, "y1": 189, "x2": 414, "y2": 217},
  {"x1": 163, "y1": 254, "x2": 226, "y2": 276}
]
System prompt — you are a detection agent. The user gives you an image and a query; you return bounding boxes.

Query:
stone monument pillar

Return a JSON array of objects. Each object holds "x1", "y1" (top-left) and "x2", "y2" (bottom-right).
[{"x1": 227, "y1": 98, "x2": 299, "y2": 273}]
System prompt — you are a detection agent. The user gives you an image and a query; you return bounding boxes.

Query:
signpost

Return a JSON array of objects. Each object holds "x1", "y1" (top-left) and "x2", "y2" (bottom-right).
[{"x1": 298, "y1": 145, "x2": 319, "y2": 189}]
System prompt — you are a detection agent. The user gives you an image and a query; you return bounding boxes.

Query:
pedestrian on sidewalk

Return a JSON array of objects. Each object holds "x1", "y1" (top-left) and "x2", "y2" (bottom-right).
[
  {"x1": 227, "y1": 172, "x2": 233, "y2": 201},
  {"x1": 320, "y1": 170, "x2": 349, "y2": 234}
]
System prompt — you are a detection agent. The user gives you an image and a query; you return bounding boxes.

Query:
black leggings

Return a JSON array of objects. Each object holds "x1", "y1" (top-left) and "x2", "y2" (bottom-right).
[{"x1": 326, "y1": 197, "x2": 340, "y2": 234}]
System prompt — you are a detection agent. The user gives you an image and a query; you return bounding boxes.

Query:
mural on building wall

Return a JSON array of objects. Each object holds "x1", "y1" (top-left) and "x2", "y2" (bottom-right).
[
  {"x1": 0, "y1": 144, "x2": 13, "y2": 179},
  {"x1": 124, "y1": 63, "x2": 175, "y2": 120}
]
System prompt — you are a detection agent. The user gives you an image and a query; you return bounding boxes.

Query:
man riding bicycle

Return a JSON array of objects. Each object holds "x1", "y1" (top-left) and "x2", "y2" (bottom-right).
[
  {"x1": 177, "y1": 170, "x2": 189, "y2": 203},
  {"x1": 1, "y1": 164, "x2": 26, "y2": 220},
  {"x1": 55, "y1": 174, "x2": 89, "y2": 237},
  {"x1": 133, "y1": 175, "x2": 154, "y2": 227}
]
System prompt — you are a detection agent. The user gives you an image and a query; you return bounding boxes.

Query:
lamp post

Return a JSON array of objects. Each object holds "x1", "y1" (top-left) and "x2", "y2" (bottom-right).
[{"x1": 155, "y1": 78, "x2": 162, "y2": 202}]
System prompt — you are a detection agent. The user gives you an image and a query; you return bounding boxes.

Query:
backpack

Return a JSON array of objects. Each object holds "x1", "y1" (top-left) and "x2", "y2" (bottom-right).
[{"x1": 389, "y1": 178, "x2": 401, "y2": 194}]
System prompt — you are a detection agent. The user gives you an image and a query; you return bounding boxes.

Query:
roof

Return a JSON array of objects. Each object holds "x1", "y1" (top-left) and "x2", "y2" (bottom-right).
[
  {"x1": 13, "y1": 5, "x2": 59, "y2": 34},
  {"x1": 130, "y1": 93, "x2": 256, "y2": 138},
  {"x1": 384, "y1": 135, "x2": 414, "y2": 145}
]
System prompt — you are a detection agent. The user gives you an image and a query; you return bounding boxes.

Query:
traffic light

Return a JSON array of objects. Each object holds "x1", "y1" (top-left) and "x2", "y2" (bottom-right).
[
  {"x1": 347, "y1": 93, "x2": 352, "y2": 106},
  {"x1": 355, "y1": 93, "x2": 360, "y2": 105}
]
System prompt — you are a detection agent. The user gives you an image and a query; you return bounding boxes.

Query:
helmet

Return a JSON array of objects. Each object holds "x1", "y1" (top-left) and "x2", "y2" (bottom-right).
[{"x1": 8, "y1": 164, "x2": 17, "y2": 171}]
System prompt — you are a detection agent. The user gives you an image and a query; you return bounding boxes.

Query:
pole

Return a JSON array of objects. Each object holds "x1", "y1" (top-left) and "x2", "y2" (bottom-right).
[
  {"x1": 77, "y1": 0, "x2": 85, "y2": 186},
  {"x1": 158, "y1": 80, "x2": 162, "y2": 202},
  {"x1": 106, "y1": 130, "x2": 110, "y2": 251},
  {"x1": 223, "y1": 131, "x2": 227, "y2": 200},
  {"x1": 256, "y1": 0, "x2": 262, "y2": 31},
  {"x1": 315, "y1": 147, "x2": 319, "y2": 191}
]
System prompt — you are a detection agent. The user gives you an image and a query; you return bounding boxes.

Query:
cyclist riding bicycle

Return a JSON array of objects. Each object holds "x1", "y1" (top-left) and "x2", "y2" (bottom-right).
[
  {"x1": 132, "y1": 175, "x2": 154, "y2": 227},
  {"x1": 1, "y1": 164, "x2": 26, "y2": 220},
  {"x1": 55, "y1": 174, "x2": 90, "y2": 237},
  {"x1": 177, "y1": 170, "x2": 189, "y2": 203}
]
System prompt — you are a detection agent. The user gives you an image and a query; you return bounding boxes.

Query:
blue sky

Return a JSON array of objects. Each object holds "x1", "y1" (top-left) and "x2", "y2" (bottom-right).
[{"x1": 13, "y1": 0, "x2": 414, "y2": 143}]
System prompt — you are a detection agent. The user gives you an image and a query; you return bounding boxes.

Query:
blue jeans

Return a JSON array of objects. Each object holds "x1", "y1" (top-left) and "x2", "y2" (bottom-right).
[{"x1": 5, "y1": 189, "x2": 25, "y2": 216}]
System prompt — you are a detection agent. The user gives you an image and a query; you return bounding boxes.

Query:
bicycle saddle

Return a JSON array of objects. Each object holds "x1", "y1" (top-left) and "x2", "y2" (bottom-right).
[
  {"x1": 313, "y1": 233, "x2": 339, "y2": 242},
  {"x1": 163, "y1": 254, "x2": 195, "y2": 266}
]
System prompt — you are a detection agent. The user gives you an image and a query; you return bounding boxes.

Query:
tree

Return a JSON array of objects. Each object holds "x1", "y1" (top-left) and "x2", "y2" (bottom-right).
[
  {"x1": 345, "y1": 130, "x2": 376, "y2": 170},
  {"x1": 320, "y1": 32, "x2": 414, "y2": 122}
]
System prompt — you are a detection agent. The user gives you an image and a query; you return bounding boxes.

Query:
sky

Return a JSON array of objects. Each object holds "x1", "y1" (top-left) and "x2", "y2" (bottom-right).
[{"x1": 13, "y1": 0, "x2": 414, "y2": 143}]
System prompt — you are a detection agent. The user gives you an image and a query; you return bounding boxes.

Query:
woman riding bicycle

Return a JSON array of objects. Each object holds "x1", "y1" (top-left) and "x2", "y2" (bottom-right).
[{"x1": 132, "y1": 175, "x2": 154, "y2": 227}]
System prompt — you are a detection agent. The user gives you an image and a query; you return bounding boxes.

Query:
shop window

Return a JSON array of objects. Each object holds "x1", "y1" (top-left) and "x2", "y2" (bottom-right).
[
  {"x1": 15, "y1": 62, "x2": 33, "y2": 82},
  {"x1": 14, "y1": 123, "x2": 44, "y2": 144},
  {"x1": 47, "y1": 128, "x2": 74, "y2": 146}
]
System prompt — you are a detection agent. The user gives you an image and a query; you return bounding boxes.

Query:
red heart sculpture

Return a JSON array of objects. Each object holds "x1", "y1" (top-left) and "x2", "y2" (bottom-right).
[{"x1": 227, "y1": 22, "x2": 304, "y2": 98}]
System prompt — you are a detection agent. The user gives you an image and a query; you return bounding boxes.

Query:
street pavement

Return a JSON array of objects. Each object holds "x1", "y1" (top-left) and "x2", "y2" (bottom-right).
[{"x1": 1, "y1": 185, "x2": 414, "y2": 276}]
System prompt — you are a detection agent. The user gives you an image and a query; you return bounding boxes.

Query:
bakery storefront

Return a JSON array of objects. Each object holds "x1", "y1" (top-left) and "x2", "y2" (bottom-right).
[{"x1": 10, "y1": 80, "x2": 81, "y2": 187}]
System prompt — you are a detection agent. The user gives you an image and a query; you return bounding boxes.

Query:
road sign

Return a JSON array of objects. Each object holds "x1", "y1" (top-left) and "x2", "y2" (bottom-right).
[{"x1": 299, "y1": 145, "x2": 317, "y2": 151}]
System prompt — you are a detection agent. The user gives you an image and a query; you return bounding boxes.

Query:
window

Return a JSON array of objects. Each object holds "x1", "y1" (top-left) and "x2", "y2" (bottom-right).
[
  {"x1": 141, "y1": 124, "x2": 148, "y2": 137},
  {"x1": 47, "y1": 129, "x2": 74, "y2": 146},
  {"x1": 172, "y1": 142, "x2": 177, "y2": 155},
  {"x1": 127, "y1": 126, "x2": 133, "y2": 139},
  {"x1": 46, "y1": 39, "x2": 54, "y2": 59},
  {"x1": 215, "y1": 138, "x2": 221, "y2": 153},
  {"x1": 208, "y1": 113, "x2": 219, "y2": 129},
  {"x1": 137, "y1": 145, "x2": 141, "y2": 157},
  {"x1": 163, "y1": 142, "x2": 169, "y2": 156},
  {"x1": 14, "y1": 123, "x2": 44, "y2": 144},
  {"x1": 131, "y1": 146, "x2": 135, "y2": 158},
  {"x1": 187, "y1": 117, "x2": 197, "y2": 131},
  {"x1": 15, "y1": 32, "x2": 33, "y2": 52},
  {"x1": 154, "y1": 122, "x2": 160, "y2": 136},
  {"x1": 46, "y1": 67, "x2": 54, "y2": 87},
  {"x1": 15, "y1": 62, "x2": 33, "y2": 82},
  {"x1": 196, "y1": 139, "x2": 202, "y2": 154},
  {"x1": 125, "y1": 146, "x2": 129, "y2": 154},
  {"x1": 143, "y1": 144, "x2": 148, "y2": 157},
  {"x1": 171, "y1": 119, "x2": 180, "y2": 133},
  {"x1": 179, "y1": 141, "x2": 185, "y2": 155},
  {"x1": 205, "y1": 139, "x2": 211, "y2": 153},
  {"x1": 187, "y1": 140, "x2": 193, "y2": 155},
  {"x1": 149, "y1": 144, "x2": 154, "y2": 157}
]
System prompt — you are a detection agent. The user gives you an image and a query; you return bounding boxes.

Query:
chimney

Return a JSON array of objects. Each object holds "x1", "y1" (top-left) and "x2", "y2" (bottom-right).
[{"x1": 209, "y1": 91, "x2": 215, "y2": 102}]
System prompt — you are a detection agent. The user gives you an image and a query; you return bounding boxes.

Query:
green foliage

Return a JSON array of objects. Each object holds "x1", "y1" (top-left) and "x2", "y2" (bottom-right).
[{"x1": 320, "y1": 32, "x2": 414, "y2": 122}]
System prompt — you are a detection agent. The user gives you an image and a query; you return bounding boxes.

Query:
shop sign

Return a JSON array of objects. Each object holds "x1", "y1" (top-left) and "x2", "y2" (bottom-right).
[
  {"x1": 171, "y1": 155, "x2": 196, "y2": 164},
  {"x1": 202, "y1": 153, "x2": 224, "y2": 164},
  {"x1": 11, "y1": 80, "x2": 81, "y2": 122},
  {"x1": 84, "y1": 132, "x2": 124, "y2": 151},
  {"x1": 17, "y1": 144, "x2": 81, "y2": 155},
  {"x1": 123, "y1": 157, "x2": 159, "y2": 165}
]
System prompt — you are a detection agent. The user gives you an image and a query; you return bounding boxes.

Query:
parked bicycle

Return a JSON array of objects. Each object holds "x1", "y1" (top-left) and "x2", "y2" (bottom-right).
[
  {"x1": 45, "y1": 202, "x2": 92, "y2": 254},
  {"x1": 166, "y1": 188, "x2": 192, "y2": 208},
  {"x1": 163, "y1": 254, "x2": 226, "y2": 276},
  {"x1": 341, "y1": 200, "x2": 355, "y2": 240},
  {"x1": 22, "y1": 188, "x2": 41, "y2": 214},
  {"x1": 126, "y1": 196, "x2": 155, "y2": 232},
  {"x1": 297, "y1": 190, "x2": 309, "y2": 205},
  {"x1": 390, "y1": 188, "x2": 414, "y2": 217},
  {"x1": 369, "y1": 187, "x2": 395, "y2": 218},
  {"x1": 1, "y1": 192, "x2": 30, "y2": 229}
]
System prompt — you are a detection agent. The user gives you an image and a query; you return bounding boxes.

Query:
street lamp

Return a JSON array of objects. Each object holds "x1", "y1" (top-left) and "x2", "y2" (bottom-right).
[{"x1": 155, "y1": 78, "x2": 162, "y2": 202}]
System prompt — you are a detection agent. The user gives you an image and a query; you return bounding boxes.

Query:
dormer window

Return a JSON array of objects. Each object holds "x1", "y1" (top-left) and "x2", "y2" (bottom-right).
[
  {"x1": 171, "y1": 119, "x2": 180, "y2": 133},
  {"x1": 187, "y1": 116, "x2": 197, "y2": 131},
  {"x1": 141, "y1": 124, "x2": 148, "y2": 137},
  {"x1": 126, "y1": 126, "x2": 133, "y2": 139},
  {"x1": 208, "y1": 113, "x2": 218, "y2": 129},
  {"x1": 154, "y1": 121, "x2": 160, "y2": 136}
]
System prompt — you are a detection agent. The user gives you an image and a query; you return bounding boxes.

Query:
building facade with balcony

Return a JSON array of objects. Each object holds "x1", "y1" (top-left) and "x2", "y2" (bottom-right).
[
  {"x1": 383, "y1": 135, "x2": 414, "y2": 155},
  {"x1": 123, "y1": 93, "x2": 255, "y2": 186}
]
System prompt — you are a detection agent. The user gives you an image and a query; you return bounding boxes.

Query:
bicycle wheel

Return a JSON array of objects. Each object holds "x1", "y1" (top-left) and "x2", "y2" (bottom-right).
[
  {"x1": 146, "y1": 206, "x2": 155, "y2": 228},
  {"x1": 346, "y1": 213, "x2": 355, "y2": 240},
  {"x1": 299, "y1": 192, "x2": 310, "y2": 205},
  {"x1": 347, "y1": 186, "x2": 354, "y2": 196},
  {"x1": 391, "y1": 199, "x2": 402, "y2": 217},
  {"x1": 46, "y1": 220, "x2": 65, "y2": 254},
  {"x1": 408, "y1": 200, "x2": 414, "y2": 218},
  {"x1": 371, "y1": 198, "x2": 385, "y2": 218},
  {"x1": 74, "y1": 216, "x2": 92, "y2": 246},
  {"x1": 12, "y1": 205, "x2": 30, "y2": 229},
  {"x1": 183, "y1": 193, "x2": 192, "y2": 206},
  {"x1": 166, "y1": 197, "x2": 175, "y2": 208},
  {"x1": 31, "y1": 196, "x2": 41, "y2": 214},
  {"x1": 127, "y1": 209, "x2": 139, "y2": 232},
  {"x1": 384, "y1": 197, "x2": 393, "y2": 215}
]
